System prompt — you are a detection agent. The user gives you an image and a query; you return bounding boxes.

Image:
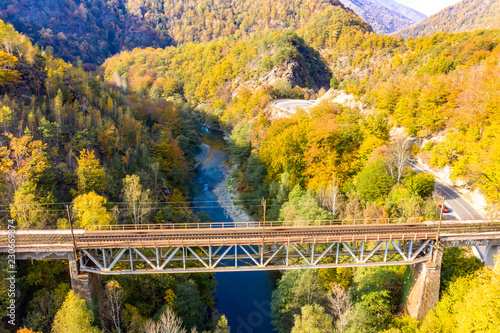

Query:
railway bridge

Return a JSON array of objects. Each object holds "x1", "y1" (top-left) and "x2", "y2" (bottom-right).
[{"x1": 2, "y1": 219, "x2": 500, "y2": 319}]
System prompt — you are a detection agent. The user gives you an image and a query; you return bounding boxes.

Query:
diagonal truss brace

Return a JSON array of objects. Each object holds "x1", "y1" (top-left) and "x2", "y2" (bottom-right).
[{"x1": 79, "y1": 240, "x2": 435, "y2": 275}]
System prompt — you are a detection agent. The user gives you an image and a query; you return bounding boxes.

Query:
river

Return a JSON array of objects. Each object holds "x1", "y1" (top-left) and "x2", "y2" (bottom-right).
[{"x1": 190, "y1": 128, "x2": 275, "y2": 333}]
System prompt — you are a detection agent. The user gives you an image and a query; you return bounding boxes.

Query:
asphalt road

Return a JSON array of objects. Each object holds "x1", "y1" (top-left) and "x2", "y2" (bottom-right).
[
  {"x1": 273, "y1": 100, "x2": 315, "y2": 113},
  {"x1": 410, "y1": 163, "x2": 484, "y2": 221}
]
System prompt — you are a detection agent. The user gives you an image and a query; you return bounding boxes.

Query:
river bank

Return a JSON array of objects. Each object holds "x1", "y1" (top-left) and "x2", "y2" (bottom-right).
[
  {"x1": 213, "y1": 165, "x2": 256, "y2": 225},
  {"x1": 194, "y1": 143, "x2": 210, "y2": 169}
]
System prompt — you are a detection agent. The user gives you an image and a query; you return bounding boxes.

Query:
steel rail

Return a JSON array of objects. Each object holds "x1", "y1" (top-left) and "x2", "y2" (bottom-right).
[{"x1": 3, "y1": 222, "x2": 500, "y2": 251}]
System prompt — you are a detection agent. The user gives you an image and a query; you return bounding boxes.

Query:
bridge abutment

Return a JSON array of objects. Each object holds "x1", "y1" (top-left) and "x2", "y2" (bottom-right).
[
  {"x1": 69, "y1": 259, "x2": 103, "y2": 302},
  {"x1": 403, "y1": 245, "x2": 443, "y2": 320}
]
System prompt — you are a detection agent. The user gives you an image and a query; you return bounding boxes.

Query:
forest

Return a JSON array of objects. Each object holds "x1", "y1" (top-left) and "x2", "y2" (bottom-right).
[
  {"x1": 0, "y1": 0, "x2": 499, "y2": 331},
  {"x1": 0, "y1": 19, "x2": 225, "y2": 333},
  {"x1": 0, "y1": 0, "x2": 367, "y2": 65}
]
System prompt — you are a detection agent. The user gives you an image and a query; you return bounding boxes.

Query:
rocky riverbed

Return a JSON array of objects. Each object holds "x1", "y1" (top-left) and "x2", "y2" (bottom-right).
[{"x1": 213, "y1": 165, "x2": 257, "y2": 225}]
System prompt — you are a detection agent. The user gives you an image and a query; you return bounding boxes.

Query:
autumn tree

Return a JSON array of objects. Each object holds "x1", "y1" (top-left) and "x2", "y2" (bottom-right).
[
  {"x1": 52, "y1": 290, "x2": 102, "y2": 333},
  {"x1": 420, "y1": 266, "x2": 500, "y2": 332},
  {"x1": 103, "y1": 280, "x2": 125, "y2": 333},
  {"x1": 53, "y1": 89, "x2": 64, "y2": 126},
  {"x1": 75, "y1": 149, "x2": 106, "y2": 194},
  {"x1": 0, "y1": 51, "x2": 19, "y2": 85},
  {"x1": 17, "y1": 328, "x2": 41, "y2": 333},
  {"x1": 9, "y1": 182, "x2": 49, "y2": 228},
  {"x1": 214, "y1": 315, "x2": 230, "y2": 333},
  {"x1": 328, "y1": 284, "x2": 353, "y2": 333},
  {"x1": 72, "y1": 191, "x2": 113, "y2": 228},
  {"x1": 122, "y1": 175, "x2": 152, "y2": 225},
  {"x1": 142, "y1": 307, "x2": 188, "y2": 333},
  {"x1": 318, "y1": 175, "x2": 342, "y2": 218},
  {"x1": 386, "y1": 139, "x2": 410, "y2": 183},
  {"x1": 0, "y1": 133, "x2": 48, "y2": 189},
  {"x1": 122, "y1": 304, "x2": 146, "y2": 333},
  {"x1": 0, "y1": 105, "x2": 13, "y2": 132}
]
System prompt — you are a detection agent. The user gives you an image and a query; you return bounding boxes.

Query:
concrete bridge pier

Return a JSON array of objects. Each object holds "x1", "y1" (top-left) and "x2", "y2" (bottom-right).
[
  {"x1": 403, "y1": 245, "x2": 444, "y2": 320},
  {"x1": 69, "y1": 257, "x2": 103, "y2": 302},
  {"x1": 482, "y1": 245, "x2": 500, "y2": 266}
]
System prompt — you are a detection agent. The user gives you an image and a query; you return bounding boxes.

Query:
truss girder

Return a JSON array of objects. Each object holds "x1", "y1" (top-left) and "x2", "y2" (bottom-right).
[{"x1": 79, "y1": 239, "x2": 435, "y2": 275}]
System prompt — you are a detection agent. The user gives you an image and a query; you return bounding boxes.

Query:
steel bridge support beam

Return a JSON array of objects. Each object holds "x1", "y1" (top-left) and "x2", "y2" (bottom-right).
[{"x1": 78, "y1": 240, "x2": 435, "y2": 275}]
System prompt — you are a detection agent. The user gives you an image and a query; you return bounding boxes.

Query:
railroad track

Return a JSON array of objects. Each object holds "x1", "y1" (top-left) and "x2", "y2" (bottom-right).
[{"x1": 3, "y1": 222, "x2": 500, "y2": 250}]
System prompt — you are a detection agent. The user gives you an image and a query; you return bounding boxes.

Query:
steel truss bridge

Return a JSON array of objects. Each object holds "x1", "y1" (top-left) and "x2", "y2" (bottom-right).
[{"x1": 2, "y1": 220, "x2": 500, "y2": 274}]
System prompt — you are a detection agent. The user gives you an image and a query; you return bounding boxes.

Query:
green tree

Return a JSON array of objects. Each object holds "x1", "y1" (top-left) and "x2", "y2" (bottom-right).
[
  {"x1": 356, "y1": 160, "x2": 396, "y2": 202},
  {"x1": 387, "y1": 185, "x2": 424, "y2": 219},
  {"x1": 403, "y1": 173, "x2": 435, "y2": 198},
  {"x1": 174, "y1": 280, "x2": 205, "y2": 332},
  {"x1": 24, "y1": 283, "x2": 69, "y2": 333},
  {"x1": 291, "y1": 304, "x2": 334, "y2": 333},
  {"x1": 271, "y1": 269, "x2": 328, "y2": 333},
  {"x1": 75, "y1": 149, "x2": 106, "y2": 194},
  {"x1": 51, "y1": 290, "x2": 102, "y2": 333},
  {"x1": 38, "y1": 117, "x2": 60, "y2": 147},
  {"x1": 279, "y1": 185, "x2": 332, "y2": 223},
  {"x1": 347, "y1": 290, "x2": 393, "y2": 333}
]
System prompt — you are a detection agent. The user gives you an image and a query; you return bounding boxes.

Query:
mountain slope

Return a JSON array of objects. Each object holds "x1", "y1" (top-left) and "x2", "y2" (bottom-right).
[
  {"x1": 0, "y1": 0, "x2": 365, "y2": 65},
  {"x1": 397, "y1": 0, "x2": 500, "y2": 37},
  {"x1": 369, "y1": 0, "x2": 427, "y2": 22},
  {"x1": 339, "y1": 0, "x2": 426, "y2": 34},
  {"x1": 0, "y1": 0, "x2": 174, "y2": 67}
]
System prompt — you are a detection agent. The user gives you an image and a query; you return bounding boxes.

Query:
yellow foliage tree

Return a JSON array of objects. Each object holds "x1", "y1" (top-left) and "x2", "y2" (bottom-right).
[
  {"x1": 52, "y1": 290, "x2": 102, "y2": 333},
  {"x1": 72, "y1": 191, "x2": 113, "y2": 228},
  {"x1": 419, "y1": 266, "x2": 500, "y2": 332},
  {"x1": 9, "y1": 182, "x2": 49, "y2": 228},
  {"x1": 0, "y1": 51, "x2": 19, "y2": 86},
  {"x1": 0, "y1": 105, "x2": 13, "y2": 132},
  {"x1": 122, "y1": 175, "x2": 152, "y2": 225},
  {"x1": 75, "y1": 149, "x2": 106, "y2": 194},
  {"x1": 0, "y1": 133, "x2": 48, "y2": 189}
]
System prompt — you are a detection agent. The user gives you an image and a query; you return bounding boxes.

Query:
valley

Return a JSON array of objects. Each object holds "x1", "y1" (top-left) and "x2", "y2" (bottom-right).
[{"x1": 0, "y1": 0, "x2": 499, "y2": 332}]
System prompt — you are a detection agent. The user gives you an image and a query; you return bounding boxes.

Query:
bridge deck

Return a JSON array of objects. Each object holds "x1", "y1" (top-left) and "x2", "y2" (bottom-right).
[{"x1": 2, "y1": 221, "x2": 500, "y2": 252}]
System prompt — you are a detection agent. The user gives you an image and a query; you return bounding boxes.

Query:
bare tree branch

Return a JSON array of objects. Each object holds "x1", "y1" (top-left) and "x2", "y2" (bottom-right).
[{"x1": 328, "y1": 284, "x2": 353, "y2": 333}]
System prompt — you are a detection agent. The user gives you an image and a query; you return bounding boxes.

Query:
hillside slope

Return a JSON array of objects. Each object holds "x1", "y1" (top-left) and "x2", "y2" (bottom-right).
[
  {"x1": 370, "y1": 0, "x2": 427, "y2": 22},
  {"x1": 339, "y1": 0, "x2": 426, "y2": 34},
  {"x1": 0, "y1": 0, "x2": 363, "y2": 65},
  {"x1": 397, "y1": 0, "x2": 500, "y2": 37}
]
